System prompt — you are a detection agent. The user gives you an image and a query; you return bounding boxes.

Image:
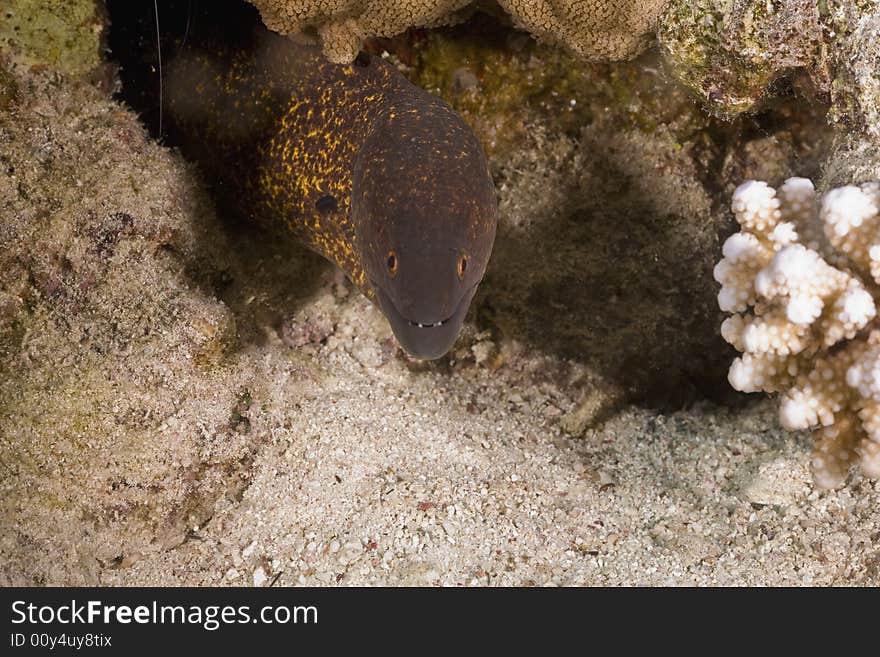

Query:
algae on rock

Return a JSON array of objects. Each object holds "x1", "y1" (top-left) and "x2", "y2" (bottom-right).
[
  {"x1": 0, "y1": 65, "x2": 285, "y2": 584},
  {"x1": 2, "y1": 0, "x2": 874, "y2": 587},
  {"x1": 658, "y1": 0, "x2": 880, "y2": 185},
  {"x1": 0, "y1": 0, "x2": 105, "y2": 76}
]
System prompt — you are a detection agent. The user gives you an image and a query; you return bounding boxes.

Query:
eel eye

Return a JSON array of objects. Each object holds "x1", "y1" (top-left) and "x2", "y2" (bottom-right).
[
  {"x1": 387, "y1": 251, "x2": 398, "y2": 276},
  {"x1": 457, "y1": 254, "x2": 468, "y2": 280}
]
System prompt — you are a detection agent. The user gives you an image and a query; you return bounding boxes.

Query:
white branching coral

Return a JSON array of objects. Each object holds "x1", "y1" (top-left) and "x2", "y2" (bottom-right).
[{"x1": 715, "y1": 177, "x2": 880, "y2": 488}]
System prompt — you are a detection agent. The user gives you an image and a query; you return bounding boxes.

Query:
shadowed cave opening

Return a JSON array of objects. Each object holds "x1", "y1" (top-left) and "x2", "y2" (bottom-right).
[{"x1": 102, "y1": 0, "x2": 824, "y2": 412}]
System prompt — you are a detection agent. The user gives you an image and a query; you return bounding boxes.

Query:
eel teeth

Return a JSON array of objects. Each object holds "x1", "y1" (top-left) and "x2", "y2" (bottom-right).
[{"x1": 410, "y1": 319, "x2": 446, "y2": 328}]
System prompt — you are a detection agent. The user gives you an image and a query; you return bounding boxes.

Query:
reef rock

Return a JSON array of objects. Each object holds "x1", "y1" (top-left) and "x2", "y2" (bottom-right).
[{"x1": 659, "y1": 0, "x2": 880, "y2": 185}]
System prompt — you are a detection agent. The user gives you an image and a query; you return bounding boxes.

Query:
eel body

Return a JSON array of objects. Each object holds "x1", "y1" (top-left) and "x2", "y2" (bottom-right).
[{"x1": 164, "y1": 22, "x2": 497, "y2": 359}]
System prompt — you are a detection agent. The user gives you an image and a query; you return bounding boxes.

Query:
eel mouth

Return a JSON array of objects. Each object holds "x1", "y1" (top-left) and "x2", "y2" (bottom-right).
[
  {"x1": 374, "y1": 285, "x2": 478, "y2": 360},
  {"x1": 408, "y1": 317, "x2": 451, "y2": 328}
]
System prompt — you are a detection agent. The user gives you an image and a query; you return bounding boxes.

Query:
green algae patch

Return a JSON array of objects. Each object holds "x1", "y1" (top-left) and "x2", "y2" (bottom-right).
[
  {"x1": 399, "y1": 22, "x2": 703, "y2": 160},
  {"x1": 408, "y1": 31, "x2": 594, "y2": 157},
  {"x1": 0, "y1": 0, "x2": 104, "y2": 76}
]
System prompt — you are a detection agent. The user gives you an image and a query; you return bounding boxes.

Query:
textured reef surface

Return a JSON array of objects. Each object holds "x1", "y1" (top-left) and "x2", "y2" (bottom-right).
[
  {"x1": 660, "y1": 0, "x2": 880, "y2": 187},
  {"x1": 1, "y1": 1, "x2": 879, "y2": 585},
  {"x1": 248, "y1": 0, "x2": 669, "y2": 63}
]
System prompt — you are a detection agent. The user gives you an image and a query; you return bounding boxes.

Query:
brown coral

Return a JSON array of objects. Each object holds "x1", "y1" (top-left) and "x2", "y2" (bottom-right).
[
  {"x1": 498, "y1": 0, "x2": 668, "y2": 60},
  {"x1": 247, "y1": 0, "x2": 670, "y2": 63},
  {"x1": 248, "y1": 0, "x2": 474, "y2": 63}
]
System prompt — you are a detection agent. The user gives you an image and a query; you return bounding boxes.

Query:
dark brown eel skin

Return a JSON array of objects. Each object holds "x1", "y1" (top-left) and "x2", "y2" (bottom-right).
[{"x1": 163, "y1": 21, "x2": 497, "y2": 359}]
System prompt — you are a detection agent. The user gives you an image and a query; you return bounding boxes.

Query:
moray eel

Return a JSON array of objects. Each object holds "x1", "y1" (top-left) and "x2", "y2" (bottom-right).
[{"x1": 163, "y1": 21, "x2": 497, "y2": 360}]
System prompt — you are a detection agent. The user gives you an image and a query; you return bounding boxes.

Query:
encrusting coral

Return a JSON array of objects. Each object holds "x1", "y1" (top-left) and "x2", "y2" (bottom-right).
[
  {"x1": 248, "y1": 0, "x2": 474, "y2": 63},
  {"x1": 495, "y1": 0, "x2": 668, "y2": 60},
  {"x1": 715, "y1": 178, "x2": 880, "y2": 488},
  {"x1": 246, "y1": 0, "x2": 669, "y2": 63}
]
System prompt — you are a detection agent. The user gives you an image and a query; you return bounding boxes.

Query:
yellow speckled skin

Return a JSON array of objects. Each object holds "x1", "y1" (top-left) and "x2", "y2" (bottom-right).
[
  {"x1": 167, "y1": 38, "x2": 390, "y2": 293},
  {"x1": 164, "y1": 21, "x2": 497, "y2": 358}
]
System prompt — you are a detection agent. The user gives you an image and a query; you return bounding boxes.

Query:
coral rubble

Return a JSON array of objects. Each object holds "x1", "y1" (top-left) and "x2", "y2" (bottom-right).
[{"x1": 715, "y1": 178, "x2": 880, "y2": 487}]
